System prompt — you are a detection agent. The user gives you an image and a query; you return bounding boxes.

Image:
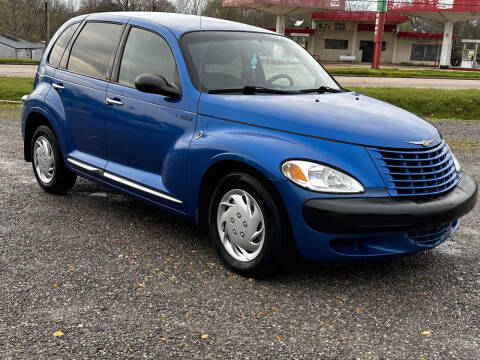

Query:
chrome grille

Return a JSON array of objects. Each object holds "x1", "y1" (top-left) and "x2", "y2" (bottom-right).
[{"x1": 369, "y1": 140, "x2": 459, "y2": 197}]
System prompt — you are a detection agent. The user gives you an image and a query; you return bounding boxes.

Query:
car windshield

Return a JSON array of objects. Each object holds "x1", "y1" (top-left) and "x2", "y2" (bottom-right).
[{"x1": 181, "y1": 31, "x2": 341, "y2": 93}]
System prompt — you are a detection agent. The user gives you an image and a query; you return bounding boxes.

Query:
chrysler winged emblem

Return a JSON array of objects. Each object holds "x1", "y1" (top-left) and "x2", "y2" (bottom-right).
[{"x1": 405, "y1": 138, "x2": 434, "y2": 147}]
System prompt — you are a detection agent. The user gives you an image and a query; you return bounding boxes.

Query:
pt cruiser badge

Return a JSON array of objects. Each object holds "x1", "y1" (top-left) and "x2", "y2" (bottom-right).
[{"x1": 405, "y1": 138, "x2": 435, "y2": 147}]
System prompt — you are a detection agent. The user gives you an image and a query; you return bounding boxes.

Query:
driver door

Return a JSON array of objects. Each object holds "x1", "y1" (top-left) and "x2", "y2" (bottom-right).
[{"x1": 104, "y1": 25, "x2": 196, "y2": 210}]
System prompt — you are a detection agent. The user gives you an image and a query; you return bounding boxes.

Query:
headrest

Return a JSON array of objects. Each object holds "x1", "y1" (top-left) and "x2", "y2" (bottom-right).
[{"x1": 204, "y1": 41, "x2": 236, "y2": 65}]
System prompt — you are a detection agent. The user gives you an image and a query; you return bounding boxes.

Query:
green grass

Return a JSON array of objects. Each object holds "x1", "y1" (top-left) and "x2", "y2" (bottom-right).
[
  {"x1": 350, "y1": 87, "x2": 480, "y2": 121},
  {"x1": 446, "y1": 139, "x2": 480, "y2": 151},
  {"x1": 0, "y1": 77, "x2": 478, "y2": 121},
  {"x1": 0, "y1": 76, "x2": 34, "y2": 101},
  {"x1": 330, "y1": 67, "x2": 480, "y2": 79},
  {"x1": 0, "y1": 58, "x2": 40, "y2": 65},
  {"x1": 0, "y1": 103, "x2": 22, "y2": 120}
]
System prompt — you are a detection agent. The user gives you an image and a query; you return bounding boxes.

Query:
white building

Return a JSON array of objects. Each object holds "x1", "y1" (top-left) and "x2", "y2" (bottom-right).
[{"x1": 288, "y1": 11, "x2": 447, "y2": 65}]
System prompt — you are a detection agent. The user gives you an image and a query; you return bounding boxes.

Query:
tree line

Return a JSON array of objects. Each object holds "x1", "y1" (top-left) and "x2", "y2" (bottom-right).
[
  {"x1": 0, "y1": 0, "x2": 277, "y2": 43},
  {"x1": 0, "y1": 0, "x2": 478, "y2": 62}
]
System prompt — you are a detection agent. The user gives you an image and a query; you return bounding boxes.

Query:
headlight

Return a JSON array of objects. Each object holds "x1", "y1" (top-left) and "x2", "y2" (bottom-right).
[
  {"x1": 281, "y1": 160, "x2": 364, "y2": 193},
  {"x1": 450, "y1": 151, "x2": 461, "y2": 173}
]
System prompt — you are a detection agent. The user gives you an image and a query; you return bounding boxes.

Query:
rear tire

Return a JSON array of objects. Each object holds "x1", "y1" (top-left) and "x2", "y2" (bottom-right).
[
  {"x1": 31, "y1": 125, "x2": 77, "y2": 194},
  {"x1": 208, "y1": 172, "x2": 287, "y2": 277}
]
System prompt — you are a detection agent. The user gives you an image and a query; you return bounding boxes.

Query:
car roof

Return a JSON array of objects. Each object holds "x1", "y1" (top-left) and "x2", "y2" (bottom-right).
[{"x1": 85, "y1": 12, "x2": 274, "y2": 38}]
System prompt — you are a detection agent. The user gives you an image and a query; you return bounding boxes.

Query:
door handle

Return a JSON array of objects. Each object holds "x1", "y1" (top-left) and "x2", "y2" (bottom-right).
[
  {"x1": 105, "y1": 98, "x2": 123, "y2": 106},
  {"x1": 52, "y1": 83, "x2": 64, "y2": 90}
]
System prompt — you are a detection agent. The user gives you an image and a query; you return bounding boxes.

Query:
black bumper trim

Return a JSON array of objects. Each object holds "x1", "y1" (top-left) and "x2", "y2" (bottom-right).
[{"x1": 303, "y1": 173, "x2": 478, "y2": 234}]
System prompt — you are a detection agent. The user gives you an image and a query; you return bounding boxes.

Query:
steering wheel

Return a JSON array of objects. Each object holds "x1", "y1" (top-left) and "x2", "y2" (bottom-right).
[{"x1": 265, "y1": 74, "x2": 294, "y2": 87}]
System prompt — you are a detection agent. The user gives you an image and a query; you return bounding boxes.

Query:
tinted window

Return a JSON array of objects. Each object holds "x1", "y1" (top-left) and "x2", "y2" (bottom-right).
[
  {"x1": 48, "y1": 23, "x2": 79, "y2": 67},
  {"x1": 68, "y1": 22, "x2": 123, "y2": 79},
  {"x1": 118, "y1": 28, "x2": 179, "y2": 88}
]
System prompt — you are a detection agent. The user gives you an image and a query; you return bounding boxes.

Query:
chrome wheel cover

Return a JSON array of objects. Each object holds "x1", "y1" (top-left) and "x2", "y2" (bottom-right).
[
  {"x1": 33, "y1": 136, "x2": 55, "y2": 184},
  {"x1": 217, "y1": 189, "x2": 265, "y2": 262}
]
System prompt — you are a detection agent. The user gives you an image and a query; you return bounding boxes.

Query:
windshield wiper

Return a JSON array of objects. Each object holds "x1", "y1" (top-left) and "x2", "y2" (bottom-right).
[
  {"x1": 299, "y1": 86, "x2": 343, "y2": 94},
  {"x1": 208, "y1": 86, "x2": 295, "y2": 95}
]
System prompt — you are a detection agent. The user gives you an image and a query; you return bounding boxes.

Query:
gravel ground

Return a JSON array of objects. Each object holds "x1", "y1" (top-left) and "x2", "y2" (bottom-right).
[{"x1": 0, "y1": 113, "x2": 479, "y2": 359}]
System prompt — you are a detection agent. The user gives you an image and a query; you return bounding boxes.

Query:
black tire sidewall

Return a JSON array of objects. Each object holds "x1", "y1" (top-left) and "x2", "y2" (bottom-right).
[
  {"x1": 31, "y1": 125, "x2": 72, "y2": 193},
  {"x1": 209, "y1": 172, "x2": 286, "y2": 275}
]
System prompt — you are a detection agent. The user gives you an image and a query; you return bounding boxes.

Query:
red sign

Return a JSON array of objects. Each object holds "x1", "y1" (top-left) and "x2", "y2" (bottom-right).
[
  {"x1": 222, "y1": 0, "x2": 346, "y2": 11},
  {"x1": 388, "y1": 0, "x2": 478, "y2": 12}
]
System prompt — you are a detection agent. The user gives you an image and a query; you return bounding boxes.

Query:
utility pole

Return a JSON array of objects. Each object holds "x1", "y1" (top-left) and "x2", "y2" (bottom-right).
[{"x1": 44, "y1": 0, "x2": 50, "y2": 49}]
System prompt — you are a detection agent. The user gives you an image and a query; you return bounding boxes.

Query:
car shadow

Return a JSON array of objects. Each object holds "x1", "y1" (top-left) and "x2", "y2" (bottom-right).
[{"x1": 67, "y1": 178, "x2": 456, "y2": 286}]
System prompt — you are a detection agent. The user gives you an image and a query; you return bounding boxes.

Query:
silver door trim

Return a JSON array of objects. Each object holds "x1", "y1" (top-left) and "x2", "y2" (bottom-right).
[
  {"x1": 67, "y1": 157, "x2": 182, "y2": 204},
  {"x1": 103, "y1": 172, "x2": 182, "y2": 204}
]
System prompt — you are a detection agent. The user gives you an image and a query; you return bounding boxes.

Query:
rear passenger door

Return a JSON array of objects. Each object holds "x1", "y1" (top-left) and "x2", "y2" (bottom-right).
[
  {"x1": 104, "y1": 24, "x2": 196, "y2": 209},
  {"x1": 52, "y1": 21, "x2": 124, "y2": 169}
]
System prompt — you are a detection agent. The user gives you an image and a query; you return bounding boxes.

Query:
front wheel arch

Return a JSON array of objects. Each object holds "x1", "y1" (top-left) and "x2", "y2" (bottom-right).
[{"x1": 197, "y1": 160, "x2": 293, "y2": 241}]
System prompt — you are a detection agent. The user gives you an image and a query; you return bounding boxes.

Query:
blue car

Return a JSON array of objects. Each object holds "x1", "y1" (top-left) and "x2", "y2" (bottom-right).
[{"x1": 21, "y1": 12, "x2": 477, "y2": 276}]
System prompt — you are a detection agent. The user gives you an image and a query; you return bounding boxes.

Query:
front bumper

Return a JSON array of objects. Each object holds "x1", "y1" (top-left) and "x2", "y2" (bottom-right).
[
  {"x1": 303, "y1": 173, "x2": 477, "y2": 234},
  {"x1": 285, "y1": 173, "x2": 477, "y2": 262}
]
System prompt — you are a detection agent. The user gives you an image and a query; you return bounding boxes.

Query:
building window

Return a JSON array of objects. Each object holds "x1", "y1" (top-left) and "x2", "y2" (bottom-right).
[
  {"x1": 411, "y1": 44, "x2": 441, "y2": 61},
  {"x1": 325, "y1": 39, "x2": 349, "y2": 50},
  {"x1": 317, "y1": 23, "x2": 330, "y2": 30},
  {"x1": 335, "y1": 22, "x2": 346, "y2": 31}
]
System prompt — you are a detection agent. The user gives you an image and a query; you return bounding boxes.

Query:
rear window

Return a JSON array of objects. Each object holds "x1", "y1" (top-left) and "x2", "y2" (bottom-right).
[
  {"x1": 67, "y1": 22, "x2": 123, "y2": 79},
  {"x1": 48, "y1": 23, "x2": 80, "y2": 67}
]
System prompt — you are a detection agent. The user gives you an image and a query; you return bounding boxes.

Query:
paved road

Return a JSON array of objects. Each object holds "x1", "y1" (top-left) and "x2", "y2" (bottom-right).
[
  {"x1": 336, "y1": 76, "x2": 480, "y2": 89},
  {"x1": 0, "y1": 64, "x2": 37, "y2": 77},
  {"x1": 0, "y1": 113, "x2": 479, "y2": 359},
  {"x1": 1, "y1": 65, "x2": 480, "y2": 89}
]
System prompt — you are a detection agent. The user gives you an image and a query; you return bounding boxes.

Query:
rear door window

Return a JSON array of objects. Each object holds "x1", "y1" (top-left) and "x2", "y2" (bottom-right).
[
  {"x1": 118, "y1": 27, "x2": 179, "y2": 88},
  {"x1": 67, "y1": 22, "x2": 123, "y2": 79},
  {"x1": 48, "y1": 23, "x2": 80, "y2": 67}
]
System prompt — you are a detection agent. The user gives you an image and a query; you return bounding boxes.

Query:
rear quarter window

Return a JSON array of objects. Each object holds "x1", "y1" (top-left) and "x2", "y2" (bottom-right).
[
  {"x1": 67, "y1": 22, "x2": 123, "y2": 79},
  {"x1": 48, "y1": 23, "x2": 80, "y2": 67}
]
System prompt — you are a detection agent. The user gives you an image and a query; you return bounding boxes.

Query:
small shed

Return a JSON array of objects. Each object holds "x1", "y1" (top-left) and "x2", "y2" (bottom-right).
[{"x1": 0, "y1": 34, "x2": 44, "y2": 60}]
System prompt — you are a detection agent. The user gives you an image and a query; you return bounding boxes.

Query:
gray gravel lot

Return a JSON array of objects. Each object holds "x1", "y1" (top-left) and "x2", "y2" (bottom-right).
[{"x1": 0, "y1": 114, "x2": 479, "y2": 359}]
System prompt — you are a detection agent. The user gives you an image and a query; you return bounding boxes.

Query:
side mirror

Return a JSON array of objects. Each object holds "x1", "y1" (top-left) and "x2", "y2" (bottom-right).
[{"x1": 135, "y1": 74, "x2": 181, "y2": 99}]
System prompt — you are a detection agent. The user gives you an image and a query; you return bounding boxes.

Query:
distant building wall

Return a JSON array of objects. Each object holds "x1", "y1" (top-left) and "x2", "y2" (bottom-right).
[
  {"x1": 0, "y1": 43, "x2": 16, "y2": 58},
  {"x1": 0, "y1": 43, "x2": 43, "y2": 60}
]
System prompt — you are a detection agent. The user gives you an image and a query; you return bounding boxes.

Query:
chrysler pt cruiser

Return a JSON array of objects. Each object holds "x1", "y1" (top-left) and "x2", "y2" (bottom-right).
[{"x1": 21, "y1": 12, "x2": 477, "y2": 276}]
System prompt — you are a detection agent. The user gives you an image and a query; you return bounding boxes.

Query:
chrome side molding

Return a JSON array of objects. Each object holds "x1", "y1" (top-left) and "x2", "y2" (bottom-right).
[
  {"x1": 67, "y1": 157, "x2": 182, "y2": 204},
  {"x1": 67, "y1": 157, "x2": 103, "y2": 174}
]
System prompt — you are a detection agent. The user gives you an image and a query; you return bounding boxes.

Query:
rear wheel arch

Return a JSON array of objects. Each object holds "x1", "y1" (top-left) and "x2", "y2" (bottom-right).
[
  {"x1": 24, "y1": 112, "x2": 56, "y2": 162},
  {"x1": 197, "y1": 160, "x2": 292, "y2": 237}
]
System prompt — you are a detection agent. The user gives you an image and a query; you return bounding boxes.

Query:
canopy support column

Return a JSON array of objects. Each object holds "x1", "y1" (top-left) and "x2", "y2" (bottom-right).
[
  {"x1": 439, "y1": 21, "x2": 454, "y2": 69},
  {"x1": 276, "y1": 15, "x2": 286, "y2": 35}
]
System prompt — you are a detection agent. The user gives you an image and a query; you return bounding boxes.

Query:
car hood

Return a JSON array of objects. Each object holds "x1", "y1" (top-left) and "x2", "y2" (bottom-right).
[{"x1": 199, "y1": 92, "x2": 441, "y2": 148}]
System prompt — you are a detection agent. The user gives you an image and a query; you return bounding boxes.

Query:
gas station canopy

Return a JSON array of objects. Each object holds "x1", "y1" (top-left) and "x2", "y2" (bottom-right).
[
  {"x1": 221, "y1": 0, "x2": 346, "y2": 15},
  {"x1": 388, "y1": 0, "x2": 480, "y2": 22}
]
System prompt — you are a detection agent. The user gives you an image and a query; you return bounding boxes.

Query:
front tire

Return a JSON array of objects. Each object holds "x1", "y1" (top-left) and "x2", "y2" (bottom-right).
[
  {"x1": 31, "y1": 125, "x2": 77, "y2": 194},
  {"x1": 209, "y1": 172, "x2": 287, "y2": 276}
]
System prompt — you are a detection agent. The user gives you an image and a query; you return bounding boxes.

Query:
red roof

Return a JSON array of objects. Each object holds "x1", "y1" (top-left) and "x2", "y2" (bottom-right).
[
  {"x1": 312, "y1": 11, "x2": 408, "y2": 23},
  {"x1": 265, "y1": 28, "x2": 315, "y2": 34},
  {"x1": 398, "y1": 31, "x2": 456, "y2": 39}
]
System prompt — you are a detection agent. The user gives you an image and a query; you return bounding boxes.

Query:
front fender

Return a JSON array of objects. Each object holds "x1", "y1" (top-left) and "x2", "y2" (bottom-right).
[{"x1": 187, "y1": 114, "x2": 387, "y2": 218}]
